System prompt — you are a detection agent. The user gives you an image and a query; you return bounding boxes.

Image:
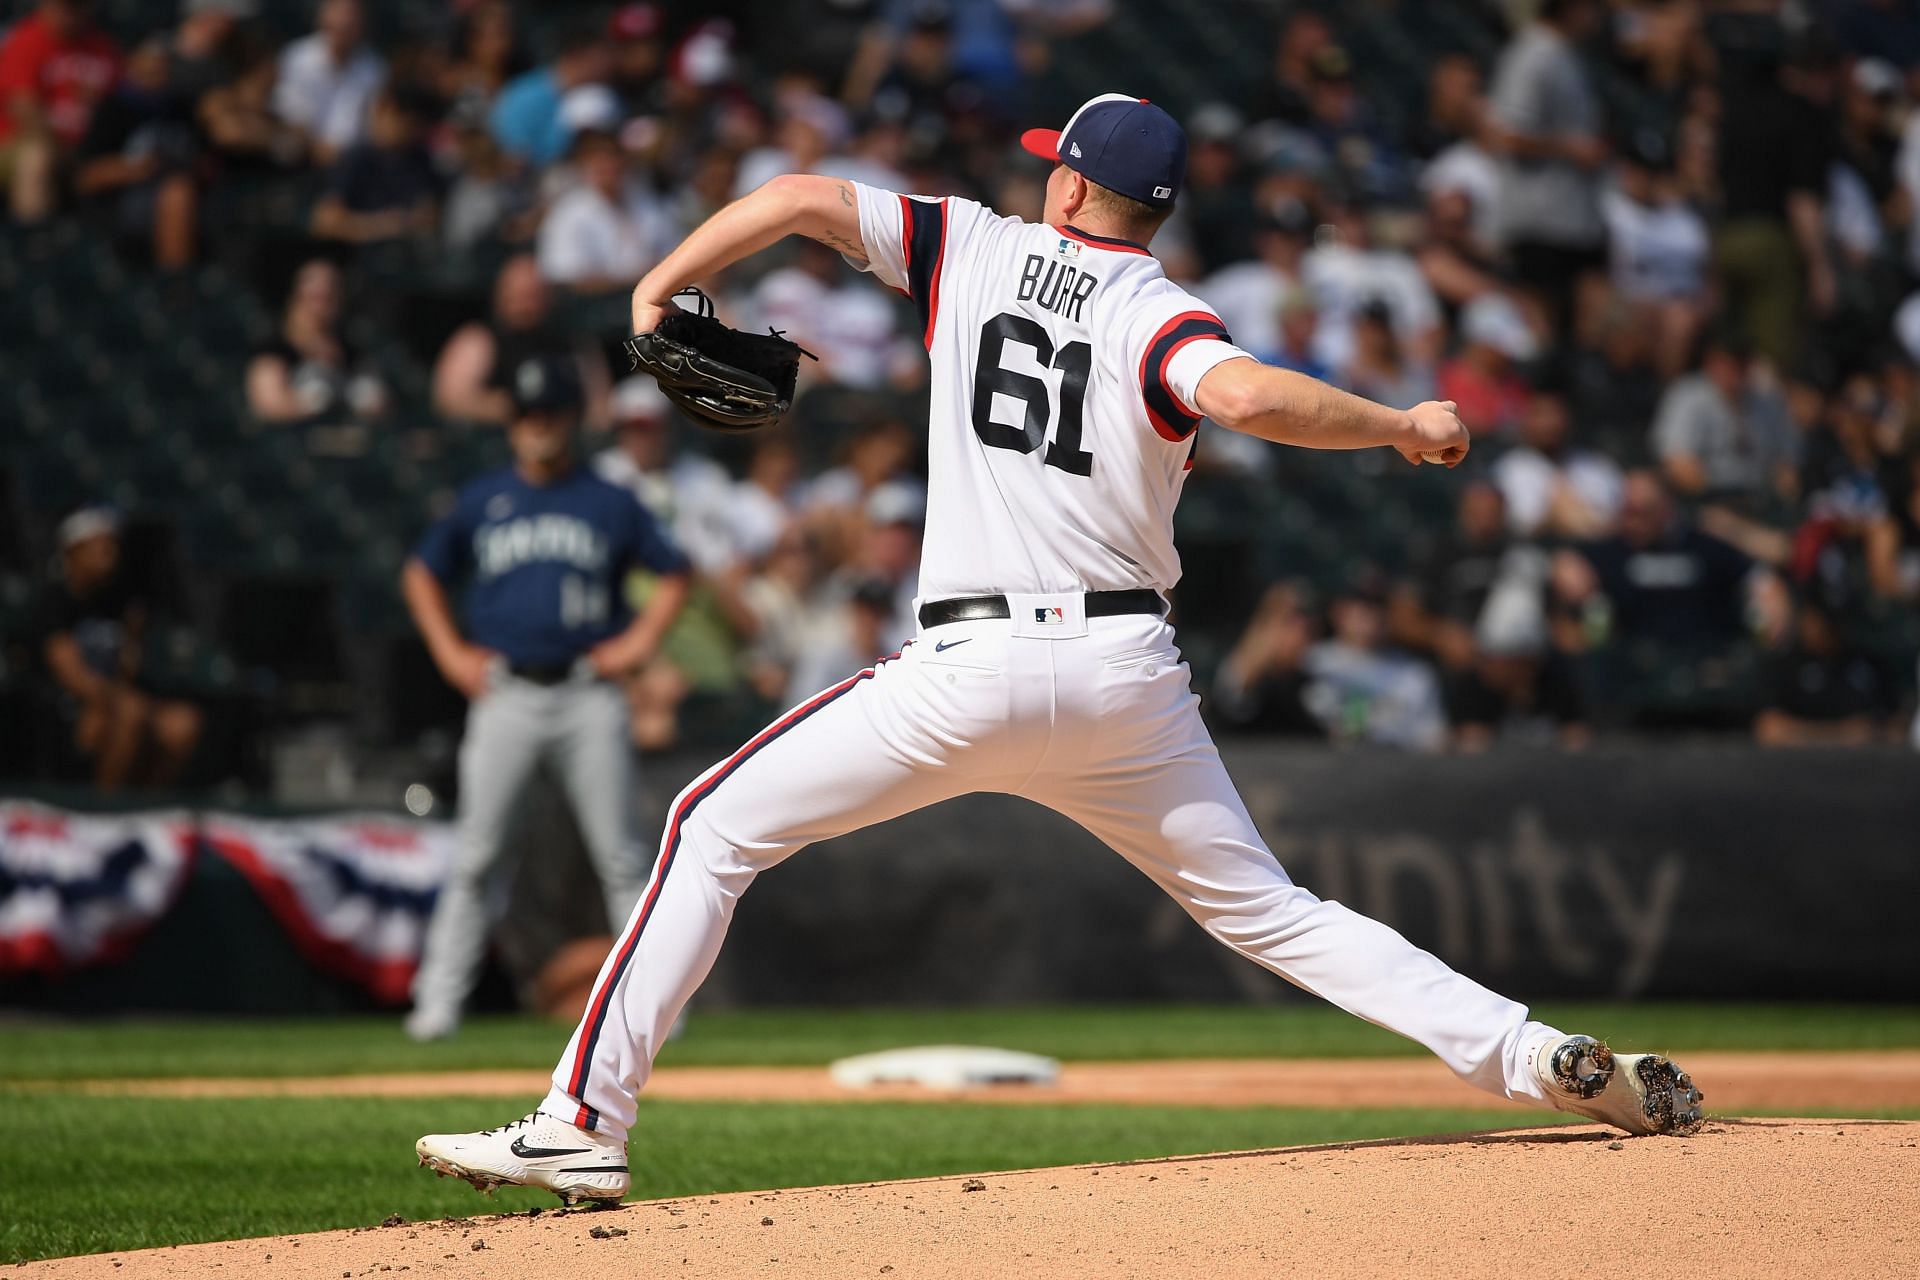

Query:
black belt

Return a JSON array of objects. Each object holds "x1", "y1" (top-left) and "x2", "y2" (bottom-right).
[
  {"x1": 507, "y1": 661, "x2": 575, "y2": 686},
  {"x1": 918, "y1": 589, "x2": 1165, "y2": 629}
]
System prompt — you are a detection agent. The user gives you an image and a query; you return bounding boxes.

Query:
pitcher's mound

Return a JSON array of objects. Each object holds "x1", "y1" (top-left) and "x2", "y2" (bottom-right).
[{"x1": 21, "y1": 1119, "x2": 1919, "y2": 1279}]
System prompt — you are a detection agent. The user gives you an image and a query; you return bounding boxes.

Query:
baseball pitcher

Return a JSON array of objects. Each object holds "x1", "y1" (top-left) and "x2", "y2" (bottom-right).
[{"x1": 417, "y1": 95, "x2": 1702, "y2": 1201}]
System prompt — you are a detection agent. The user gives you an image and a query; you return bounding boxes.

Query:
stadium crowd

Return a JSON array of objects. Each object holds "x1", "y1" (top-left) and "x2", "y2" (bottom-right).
[{"x1": 5, "y1": 0, "x2": 1920, "y2": 792}]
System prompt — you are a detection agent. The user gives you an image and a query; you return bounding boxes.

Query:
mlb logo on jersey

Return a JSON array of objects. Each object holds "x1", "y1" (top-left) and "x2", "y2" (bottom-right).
[
  {"x1": 1035, "y1": 607, "x2": 1065, "y2": 624},
  {"x1": 1056, "y1": 237, "x2": 1082, "y2": 261}
]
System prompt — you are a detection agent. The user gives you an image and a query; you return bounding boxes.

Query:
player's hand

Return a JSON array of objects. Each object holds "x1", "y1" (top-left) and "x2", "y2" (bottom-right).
[
  {"x1": 630, "y1": 295, "x2": 683, "y2": 338},
  {"x1": 588, "y1": 637, "x2": 651, "y2": 681},
  {"x1": 440, "y1": 643, "x2": 498, "y2": 699},
  {"x1": 1397, "y1": 400, "x2": 1470, "y2": 468}
]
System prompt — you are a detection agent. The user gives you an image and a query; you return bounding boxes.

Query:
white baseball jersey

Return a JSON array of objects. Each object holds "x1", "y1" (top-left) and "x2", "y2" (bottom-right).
[
  {"x1": 539, "y1": 185, "x2": 1568, "y2": 1147},
  {"x1": 850, "y1": 185, "x2": 1253, "y2": 599}
]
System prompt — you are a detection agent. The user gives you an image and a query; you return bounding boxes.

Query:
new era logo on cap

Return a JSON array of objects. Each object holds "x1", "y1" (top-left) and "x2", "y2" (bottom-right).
[{"x1": 1020, "y1": 93, "x2": 1188, "y2": 208}]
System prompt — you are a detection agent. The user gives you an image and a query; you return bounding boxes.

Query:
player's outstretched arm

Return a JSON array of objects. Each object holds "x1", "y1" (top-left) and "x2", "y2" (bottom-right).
[
  {"x1": 1194, "y1": 357, "x2": 1470, "y2": 467},
  {"x1": 630, "y1": 174, "x2": 868, "y2": 334}
]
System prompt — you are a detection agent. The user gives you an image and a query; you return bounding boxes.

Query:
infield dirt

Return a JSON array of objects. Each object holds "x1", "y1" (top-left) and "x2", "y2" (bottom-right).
[{"x1": 13, "y1": 1118, "x2": 1918, "y2": 1280}]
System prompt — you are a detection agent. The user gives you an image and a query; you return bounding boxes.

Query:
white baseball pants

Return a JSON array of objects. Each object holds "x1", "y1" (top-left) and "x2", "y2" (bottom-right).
[{"x1": 542, "y1": 594, "x2": 1565, "y2": 1139}]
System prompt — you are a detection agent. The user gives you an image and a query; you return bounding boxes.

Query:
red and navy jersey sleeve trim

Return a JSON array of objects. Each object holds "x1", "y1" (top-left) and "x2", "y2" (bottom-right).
[
  {"x1": 1140, "y1": 310, "x2": 1231, "y2": 441},
  {"x1": 899, "y1": 194, "x2": 949, "y2": 349}
]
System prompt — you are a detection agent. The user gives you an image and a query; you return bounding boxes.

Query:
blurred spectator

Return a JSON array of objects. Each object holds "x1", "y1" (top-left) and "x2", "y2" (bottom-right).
[
  {"x1": 488, "y1": 19, "x2": 612, "y2": 168},
  {"x1": 1270, "y1": 289, "x2": 1330, "y2": 381},
  {"x1": 1302, "y1": 195, "x2": 1443, "y2": 374},
  {"x1": 1400, "y1": 485, "x2": 1585, "y2": 749},
  {"x1": 1301, "y1": 576, "x2": 1447, "y2": 751},
  {"x1": 1493, "y1": 376, "x2": 1623, "y2": 541},
  {"x1": 594, "y1": 376, "x2": 740, "y2": 579},
  {"x1": 1829, "y1": 58, "x2": 1904, "y2": 272},
  {"x1": 747, "y1": 240, "x2": 905, "y2": 390},
  {"x1": 536, "y1": 128, "x2": 676, "y2": 292},
  {"x1": 1437, "y1": 294, "x2": 1537, "y2": 437},
  {"x1": 731, "y1": 434, "x2": 804, "y2": 566},
  {"x1": 1650, "y1": 332, "x2": 1796, "y2": 506},
  {"x1": 735, "y1": 92, "x2": 852, "y2": 198},
  {"x1": 272, "y1": 0, "x2": 384, "y2": 166},
  {"x1": 1569, "y1": 301, "x2": 1665, "y2": 443},
  {"x1": 441, "y1": 98, "x2": 539, "y2": 249},
  {"x1": 35, "y1": 507, "x2": 202, "y2": 790},
  {"x1": 1407, "y1": 52, "x2": 1486, "y2": 162},
  {"x1": 1753, "y1": 595, "x2": 1895, "y2": 746},
  {"x1": 438, "y1": 0, "x2": 523, "y2": 115},
  {"x1": 805, "y1": 416, "x2": 923, "y2": 544},
  {"x1": 847, "y1": 0, "x2": 1020, "y2": 119},
  {"x1": 433, "y1": 254, "x2": 609, "y2": 428},
  {"x1": 1601, "y1": 129, "x2": 1710, "y2": 378},
  {"x1": 1486, "y1": 0, "x2": 1609, "y2": 334},
  {"x1": 1212, "y1": 581, "x2": 1322, "y2": 737},
  {"x1": 739, "y1": 526, "x2": 833, "y2": 702},
  {"x1": 842, "y1": 480, "x2": 925, "y2": 651},
  {"x1": 1396, "y1": 482, "x2": 1512, "y2": 691},
  {"x1": 1301, "y1": 45, "x2": 1408, "y2": 205},
  {"x1": 1197, "y1": 197, "x2": 1312, "y2": 365},
  {"x1": 0, "y1": 0, "x2": 122, "y2": 223},
  {"x1": 1343, "y1": 299, "x2": 1434, "y2": 409},
  {"x1": 1795, "y1": 373, "x2": 1909, "y2": 603},
  {"x1": 607, "y1": 4, "x2": 665, "y2": 110},
  {"x1": 1252, "y1": 8, "x2": 1332, "y2": 128},
  {"x1": 74, "y1": 36, "x2": 202, "y2": 269},
  {"x1": 1556, "y1": 470, "x2": 1754, "y2": 672},
  {"x1": 1182, "y1": 103, "x2": 1258, "y2": 273},
  {"x1": 785, "y1": 575, "x2": 899, "y2": 704},
  {"x1": 1711, "y1": 32, "x2": 1835, "y2": 367},
  {"x1": 168, "y1": 0, "x2": 254, "y2": 102},
  {"x1": 310, "y1": 86, "x2": 439, "y2": 245},
  {"x1": 1416, "y1": 182, "x2": 1507, "y2": 316},
  {"x1": 1450, "y1": 549, "x2": 1586, "y2": 750},
  {"x1": 245, "y1": 258, "x2": 390, "y2": 423},
  {"x1": 198, "y1": 42, "x2": 304, "y2": 170}
]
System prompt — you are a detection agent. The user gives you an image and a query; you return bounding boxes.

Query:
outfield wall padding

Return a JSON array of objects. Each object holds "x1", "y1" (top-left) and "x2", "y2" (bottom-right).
[{"x1": 4, "y1": 745, "x2": 1914, "y2": 1010}]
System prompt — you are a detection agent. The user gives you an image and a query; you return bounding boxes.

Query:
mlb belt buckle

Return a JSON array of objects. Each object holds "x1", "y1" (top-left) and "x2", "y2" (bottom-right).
[{"x1": 1007, "y1": 593, "x2": 1088, "y2": 638}]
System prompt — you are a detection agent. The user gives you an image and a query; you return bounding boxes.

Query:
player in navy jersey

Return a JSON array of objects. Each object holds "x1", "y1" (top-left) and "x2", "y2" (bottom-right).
[{"x1": 401, "y1": 355, "x2": 690, "y2": 1041}]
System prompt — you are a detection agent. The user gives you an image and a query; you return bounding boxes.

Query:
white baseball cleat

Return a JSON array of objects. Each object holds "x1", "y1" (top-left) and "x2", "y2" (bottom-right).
[
  {"x1": 1534, "y1": 1034, "x2": 1705, "y2": 1136},
  {"x1": 416, "y1": 1111, "x2": 629, "y2": 1205}
]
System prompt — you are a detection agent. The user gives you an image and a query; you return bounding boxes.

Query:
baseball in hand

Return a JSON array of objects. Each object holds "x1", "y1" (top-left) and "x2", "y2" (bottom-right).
[{"x1": 1420, "y1": 452, "x2": 1448, "y2": 465}]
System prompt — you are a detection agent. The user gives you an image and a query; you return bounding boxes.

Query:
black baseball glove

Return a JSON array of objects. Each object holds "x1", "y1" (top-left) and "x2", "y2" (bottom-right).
[{"x1": 622, "y1": 288, "x2": 815, "y2": 433}]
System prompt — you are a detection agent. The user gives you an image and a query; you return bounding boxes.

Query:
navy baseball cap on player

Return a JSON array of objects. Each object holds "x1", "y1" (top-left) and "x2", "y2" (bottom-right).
[
  {"x1": 1020, "y1": 93, "x2": 1188, "y2": 208},
  {"x1": 509, "y1": 356, "x2": 584, "y2": 415}
]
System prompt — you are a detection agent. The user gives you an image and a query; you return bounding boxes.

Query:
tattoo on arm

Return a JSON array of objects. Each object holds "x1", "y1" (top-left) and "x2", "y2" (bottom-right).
[
  {"x1": 814, "y1": 229, "x2": 869, "y2": 265},
  {"x1": 838, "y1": 183, "x2": 855, "y2": 208}
]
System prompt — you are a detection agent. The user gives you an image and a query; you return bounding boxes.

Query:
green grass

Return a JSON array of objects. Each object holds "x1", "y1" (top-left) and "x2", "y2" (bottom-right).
[
  {"x1": 4, "y1": 1003, "x2": 1916, "y2": 1081},
  {"x1": 0, "y1": 1094, "x2": 1573, "y2": 1264}
]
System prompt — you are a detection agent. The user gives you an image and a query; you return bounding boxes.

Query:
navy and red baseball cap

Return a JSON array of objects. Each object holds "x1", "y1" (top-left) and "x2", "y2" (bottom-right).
[{"x1": 1020, "y1": 93, "x2": 1189, "y2": 208}]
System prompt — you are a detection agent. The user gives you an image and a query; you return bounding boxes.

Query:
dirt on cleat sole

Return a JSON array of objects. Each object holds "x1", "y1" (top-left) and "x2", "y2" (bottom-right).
[
  {"x1": 419, "y1": 1153, "x2": 622, "y2": 1207},
  {"x1": 419, "y1": 1153, "x2": 504, "y2": 1194},
  {"x1": 1632, "y1": 1054, "x2": 1706, "y2": 1136}
]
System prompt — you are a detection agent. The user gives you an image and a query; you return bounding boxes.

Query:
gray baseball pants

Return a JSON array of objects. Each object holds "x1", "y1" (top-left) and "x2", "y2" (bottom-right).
[{"x1": 412, "y1": 667, "x2": 646, "y2": 1018}]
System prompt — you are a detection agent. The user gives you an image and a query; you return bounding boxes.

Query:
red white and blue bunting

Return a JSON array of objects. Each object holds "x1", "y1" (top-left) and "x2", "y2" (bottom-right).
[
  {"x1": 0, "y1": 802, "x2": 196, "y2": 973},
  {"x1": 200, "y1": 813, "x2": 457, "y2": 1003}
]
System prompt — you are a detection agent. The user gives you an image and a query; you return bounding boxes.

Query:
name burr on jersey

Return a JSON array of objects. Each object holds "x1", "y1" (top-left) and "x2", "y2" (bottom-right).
[{"x1": 1016, "y1": 252, "x2": 1100, "y2": 323}]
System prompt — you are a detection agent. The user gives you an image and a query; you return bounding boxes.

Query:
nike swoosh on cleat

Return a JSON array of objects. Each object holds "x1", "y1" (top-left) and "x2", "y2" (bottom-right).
[
  {"x1": 934, "y1": 638, "x2": 971, "y2": 652},
  {"x1": 509, "y1": 1137, "x2": 592, "y2": 1159}
]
